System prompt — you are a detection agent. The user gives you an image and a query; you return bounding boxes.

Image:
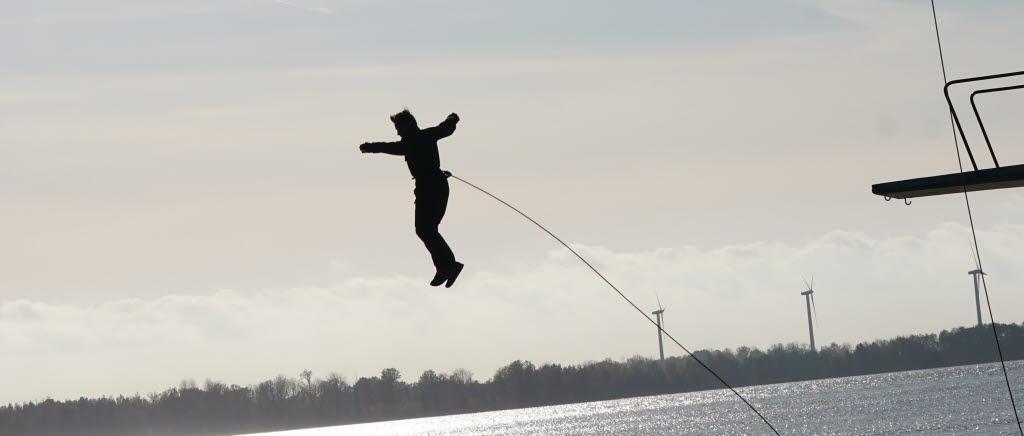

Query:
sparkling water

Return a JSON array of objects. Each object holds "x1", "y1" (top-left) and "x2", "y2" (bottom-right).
[{"x1": 252, "y1": 361, "x2": 1024, "y2": 435}]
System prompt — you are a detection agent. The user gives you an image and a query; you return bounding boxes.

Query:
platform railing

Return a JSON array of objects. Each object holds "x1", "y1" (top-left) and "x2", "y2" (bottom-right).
[
  {"x1": 943, "y1": 70, "x2": 1024, "y2": 171},
  {"x1": 970, "y1": 83, "x2": 1024, "y2": 169}
]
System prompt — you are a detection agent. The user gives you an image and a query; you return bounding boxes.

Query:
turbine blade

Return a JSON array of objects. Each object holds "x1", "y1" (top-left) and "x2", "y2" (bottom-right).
[
  {"x1": 811, "y1": 293, "x2": 819, "y2": 326},
  {"x1": 656, "y1": 292, "x2": 663, "y2": 311},
  {"x1": 802, "y1": 275, "x2": 811, "y2": 290},
  {"x1": 810, "y1": 275, "x2": 814, "y2": 291}
]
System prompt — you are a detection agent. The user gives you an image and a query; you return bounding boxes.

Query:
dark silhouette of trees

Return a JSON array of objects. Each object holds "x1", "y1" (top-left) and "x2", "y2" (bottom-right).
[{"x1": 3, "y1": 323, "x2": 1023, "y2": 435}]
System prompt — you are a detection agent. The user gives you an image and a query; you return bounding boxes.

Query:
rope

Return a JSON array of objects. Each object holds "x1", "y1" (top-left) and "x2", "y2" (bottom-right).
[
  {"x1": 930, "y1": 2, "x2": 1023, "y2": 433},
  {"x1": 447, "y1": 173, "x2": 782, "y2": 435}
]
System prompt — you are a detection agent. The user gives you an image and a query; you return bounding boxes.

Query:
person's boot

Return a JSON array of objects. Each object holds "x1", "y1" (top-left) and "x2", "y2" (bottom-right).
[
  {"x1": 444, "y1": 262, "x2": 464, "y2": 288},
  {"x1": 429, "y1": 269, "x2": 447, "y2": 287}
]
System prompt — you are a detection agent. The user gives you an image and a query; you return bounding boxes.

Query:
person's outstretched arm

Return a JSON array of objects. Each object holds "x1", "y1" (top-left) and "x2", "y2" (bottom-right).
[
  {"x1": 423, "y1": 113, "x2": 459, "y2": 140},
  {"x1": 360, "y1": 141, "x2": 405, "y2": 155}
]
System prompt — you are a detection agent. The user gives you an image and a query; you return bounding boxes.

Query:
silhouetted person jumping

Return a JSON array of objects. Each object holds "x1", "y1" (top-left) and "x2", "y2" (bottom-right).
[{"x1": 360, "y1": 109, "x2": 464, "y2": 287}]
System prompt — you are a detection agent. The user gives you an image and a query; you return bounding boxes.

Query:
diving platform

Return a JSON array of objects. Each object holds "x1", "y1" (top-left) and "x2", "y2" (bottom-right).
[
  {"x1": 873, "y1": 69, "x2": 1024, "y2": 200},
  {"x1": 872, "y1": 164, "x2": 1024, "y2": 199}
]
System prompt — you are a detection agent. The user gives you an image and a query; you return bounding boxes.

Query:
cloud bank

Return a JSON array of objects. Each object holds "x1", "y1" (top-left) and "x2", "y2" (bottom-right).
[{"x1": 4, "y1": 219, "x2": 1023, "y2": 405}]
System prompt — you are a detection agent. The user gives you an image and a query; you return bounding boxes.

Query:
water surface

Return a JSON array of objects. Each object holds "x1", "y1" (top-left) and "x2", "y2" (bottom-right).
[{"x1": 253, "y1": 361, "x2": 1024, "y2": 435}]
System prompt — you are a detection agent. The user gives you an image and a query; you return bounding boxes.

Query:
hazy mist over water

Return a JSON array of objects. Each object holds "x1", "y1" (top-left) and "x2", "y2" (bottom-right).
[{"x1": 253, "y1": 361, "x2": 1024, "y2": 436}]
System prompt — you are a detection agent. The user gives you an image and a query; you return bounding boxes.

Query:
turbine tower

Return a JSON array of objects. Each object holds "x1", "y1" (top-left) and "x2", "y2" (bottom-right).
[
  {"x1": 652, "y1": 295, "x2": 666, "y2": 373},
  {"x1": 801, "y1": 276, "x2": 818, "y2": 352},
  {"x1": 968, "y1": 269, "x2": 986, "y2": 326}
]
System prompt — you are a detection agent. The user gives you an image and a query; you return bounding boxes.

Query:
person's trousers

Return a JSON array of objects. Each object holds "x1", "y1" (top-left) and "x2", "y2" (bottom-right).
[{"x1": 414, "y1": 179, "x2": 456, "y2": 271}]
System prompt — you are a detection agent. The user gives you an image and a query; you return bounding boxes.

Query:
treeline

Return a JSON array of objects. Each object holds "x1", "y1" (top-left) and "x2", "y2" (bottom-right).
[{"x1": 3, "y1": 323, "x2": 1024, "y2": 436}]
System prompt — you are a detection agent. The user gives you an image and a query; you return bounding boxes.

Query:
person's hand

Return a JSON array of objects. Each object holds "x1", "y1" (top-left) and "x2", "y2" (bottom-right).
[
  {"x1": 359, "y1": 143, "x2": 372, "y2": 153},
  {"x1": 447, "y1": 113, "x2": 460, "y2": 123}
]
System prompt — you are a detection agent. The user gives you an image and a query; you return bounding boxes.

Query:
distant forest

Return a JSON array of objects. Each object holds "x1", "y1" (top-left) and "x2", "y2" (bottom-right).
[{"x1": 4, "y1": 323, "x2": 1024, "y2": 436}]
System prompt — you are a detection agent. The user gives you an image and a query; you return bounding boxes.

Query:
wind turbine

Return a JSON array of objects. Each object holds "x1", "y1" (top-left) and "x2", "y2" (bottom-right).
[
  {"x1": 801, "y1": 276, "x2": 818, "y2": 352},
  {"x1": 968, "y1": 269, "x2": 986, "y2": 327},
  {"x1": 652, "y1": 294, "x2": 666, "y2": 373}
]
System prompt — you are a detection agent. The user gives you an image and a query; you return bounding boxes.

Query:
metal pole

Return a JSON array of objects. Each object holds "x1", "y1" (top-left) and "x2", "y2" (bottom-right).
[
  {"x1": 805, "y1": 295, "x2": 816, "y2": 352},
  {"x1": 972, "y1": 271, "x2": 983, "y2": 326},
  {"x1": 656, "y1": 313, "x2": 666, "y2": 372}
]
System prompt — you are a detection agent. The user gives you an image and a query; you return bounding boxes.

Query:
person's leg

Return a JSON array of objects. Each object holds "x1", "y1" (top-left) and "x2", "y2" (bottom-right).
[
  {"x1": 433, "y1": 182, "x2": 463, "y2": 287},
  {"x1": 434, "y1": 182, "x2": 456, "y2": 267},
  {"x1": 415, "y1": 184, "x2": 455, "y2": 278}
]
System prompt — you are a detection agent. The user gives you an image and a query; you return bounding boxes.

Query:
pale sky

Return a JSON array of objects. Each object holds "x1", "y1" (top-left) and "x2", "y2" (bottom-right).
[{"x1": 3, "y1": 0, "x2": 1024, "y2": 405}]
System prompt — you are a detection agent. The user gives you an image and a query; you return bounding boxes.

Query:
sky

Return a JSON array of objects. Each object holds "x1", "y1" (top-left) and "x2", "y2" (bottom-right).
[{"x1": 3, "y1": 0, "x2": 1024, "y2": 405}]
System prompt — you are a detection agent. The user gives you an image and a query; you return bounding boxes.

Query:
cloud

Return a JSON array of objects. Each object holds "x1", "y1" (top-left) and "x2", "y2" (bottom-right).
[
  {"x1": 2, "y1": 0, "x2": 852, "y2": 75},
  {"x1": 4, "y1": 219, "x2": 1023, "y2": 405},
  {"x1": 271, "y1": 0, "x2": 335, "y2": 16}
]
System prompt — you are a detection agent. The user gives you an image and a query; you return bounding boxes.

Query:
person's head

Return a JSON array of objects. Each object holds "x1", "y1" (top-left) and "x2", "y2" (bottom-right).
[{"x1": 390, "y1": 109, "x2": 418, "y2": 137}]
